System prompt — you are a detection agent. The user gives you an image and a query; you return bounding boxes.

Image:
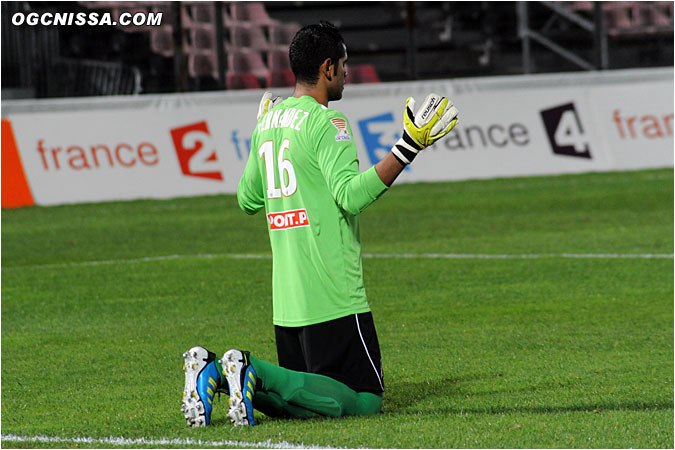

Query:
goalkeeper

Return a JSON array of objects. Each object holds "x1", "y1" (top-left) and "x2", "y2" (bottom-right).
[{"x1": 181, "y1": 21, "x2": 459, "y2": 427}]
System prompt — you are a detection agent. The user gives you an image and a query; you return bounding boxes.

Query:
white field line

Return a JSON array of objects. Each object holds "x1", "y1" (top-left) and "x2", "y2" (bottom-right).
[
  {"x1": 2, "y1": 254, "x2": 226, "y2": 270},
  {"x1": 2, "y1": 252, "x2": 673, "y2": 270},
  {"x1": 363, "y1": 253, "x2": 675, "y2": 259},
  {"x1": 0, "y1": 433, "x2": 343, "y2": 449}
]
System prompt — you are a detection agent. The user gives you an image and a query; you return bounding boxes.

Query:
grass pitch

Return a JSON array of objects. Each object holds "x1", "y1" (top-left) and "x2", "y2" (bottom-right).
[{"x1": 2, "y1": 169, "x2": 673, "y2": 448}]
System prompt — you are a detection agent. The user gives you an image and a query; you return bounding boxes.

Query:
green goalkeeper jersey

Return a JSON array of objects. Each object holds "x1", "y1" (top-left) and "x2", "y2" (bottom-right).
[{"x1": 237, "y1": 95, "x2": 388, "y2": 327}]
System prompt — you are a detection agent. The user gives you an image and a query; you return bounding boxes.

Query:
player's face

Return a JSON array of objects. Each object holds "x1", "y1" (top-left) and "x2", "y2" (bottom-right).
[{"x1": 327, "y1": 47, "x2": 348, "y2": 102}]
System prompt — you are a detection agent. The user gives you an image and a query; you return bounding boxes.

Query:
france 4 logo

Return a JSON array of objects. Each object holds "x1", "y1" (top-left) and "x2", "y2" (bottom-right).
[
  {"x1": 540, "y1": 103, "x2": 592, "y2": 159},
  {"x1": 170, "y1": 121, "x2": 224, "y2": 181}
]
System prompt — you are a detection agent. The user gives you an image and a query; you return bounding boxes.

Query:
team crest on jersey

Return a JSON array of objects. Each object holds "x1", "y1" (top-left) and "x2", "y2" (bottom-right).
[{"x1": 330, "y1": 118, "x2": 351, "y2": 141}]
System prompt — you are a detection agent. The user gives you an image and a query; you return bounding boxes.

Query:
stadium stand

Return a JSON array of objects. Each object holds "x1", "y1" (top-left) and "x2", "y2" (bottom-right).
[
  {"x1": 227, "y1": 22, "x2": 270, "y2": 52},
  {"x1": 46, "y1": 57, "x2": 142, "y2": 96},
  {"x1": 188, "y1": 52, "x2": 219, "y2": 80},
  {"x1": 604, "y1": 2, "x2": 647, "y2": 36},
  {"x1": 78, "y1": 1, "x2": 304, "y2": 90},
  {"x1": 227, "y1": 48, "x2": 268, "y2": 83},
  {"x1": 229, "y1": 2, "x2": 278, "y2": 26},
  {"x1": 345, "y1": 64, "x2": 380, "y2": 84},
  {"x1": 646, "y1": 1, "x2": 674, "y2": 32},
  {"x1": 1, "y1": 1, "x2": 671, "y2": 98},
  {"x1": 150, "y1": 25, "x2": 173, "y2": 58},
  {"x1": 183, "y1": 1, "x2": 215, "y2": 24},
  {"x1": 564, "y1": 1, "x2": 674, "y2": 37},
  {"x1": 269, "y1": 22, "x2": 302, "y2": 47},
  {"x1": 267, "y1": 69, "x2": 295, "y2": 88},
  {"x1": 266, "y1": 47, "x2": 291, "y2": 72},
  {"x1": 226, "y1": 72, "x2": 261, "y2": 90}
]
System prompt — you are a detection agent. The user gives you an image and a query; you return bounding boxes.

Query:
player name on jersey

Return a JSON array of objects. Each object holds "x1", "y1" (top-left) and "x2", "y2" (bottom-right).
[
  {"x1": 267, "y1": 208, "x2": 310, "y2": 230},
  {"x1": 257, "y1": 107, "x2": 311, "y2": 134}
]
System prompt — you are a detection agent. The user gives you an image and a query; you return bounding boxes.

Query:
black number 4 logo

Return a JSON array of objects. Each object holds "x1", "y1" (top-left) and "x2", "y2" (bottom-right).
[{"x1": 540, "y1": 103, "x2": 592, "y2": 159}]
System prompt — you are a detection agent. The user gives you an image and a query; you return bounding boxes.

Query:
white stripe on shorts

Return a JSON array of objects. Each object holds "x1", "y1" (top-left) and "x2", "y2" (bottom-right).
[{"x1": 355, "y1": 314, "x2": 384, "y2": 392}]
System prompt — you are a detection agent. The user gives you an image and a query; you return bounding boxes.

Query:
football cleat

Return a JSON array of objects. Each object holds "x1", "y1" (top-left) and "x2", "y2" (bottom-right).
[
  {"x1": 221, "y1": 349, "x2": 257, "y2": 426},
  {"x1": 181, "y1": 346, "x2": 223, "y2": 427}
]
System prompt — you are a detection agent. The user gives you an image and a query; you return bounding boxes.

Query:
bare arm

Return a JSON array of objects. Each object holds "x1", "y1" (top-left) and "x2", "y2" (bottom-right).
[{"x1": 374, "y1": 151, "x2": 406, "y2": 187}]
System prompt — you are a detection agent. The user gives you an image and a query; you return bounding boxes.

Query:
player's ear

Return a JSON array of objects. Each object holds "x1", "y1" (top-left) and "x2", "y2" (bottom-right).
[{"x1": 321, "y1": 58, "x2": 333, "y2": 82}]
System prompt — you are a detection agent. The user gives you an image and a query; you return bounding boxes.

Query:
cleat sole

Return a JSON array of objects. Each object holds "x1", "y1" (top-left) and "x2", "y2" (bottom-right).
[
  {"x1": 220, "y1": 350, "x2": 253, "y2": 426},
  {"x1": 181, "y1": 347, "x2": 210, "y2": 427}
]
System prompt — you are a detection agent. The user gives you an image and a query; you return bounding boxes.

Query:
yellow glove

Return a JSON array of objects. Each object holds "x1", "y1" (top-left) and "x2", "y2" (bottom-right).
[
  {"x1": 256, "y1": 91, "x2": 283, "y2": 121},
  {"x1": 392, "y1": 93, "x2": 459, "y2": 165}
]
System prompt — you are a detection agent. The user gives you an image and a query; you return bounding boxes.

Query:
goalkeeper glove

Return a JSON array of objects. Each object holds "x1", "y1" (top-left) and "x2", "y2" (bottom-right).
[
  {"x1": 256, "y1": 91, "x2": 283, "y2": 121},
  {"x1": 391, "y1": 93, "x2": 459, "y2": 165}
]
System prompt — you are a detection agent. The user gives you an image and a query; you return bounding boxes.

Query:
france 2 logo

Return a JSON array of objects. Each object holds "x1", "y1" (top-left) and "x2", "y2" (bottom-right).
[
  {"x1": 540, "y1": 103, "x2": 592, "y2": 159},
  {"x1": 170, "y1": 121, "x2": 223, "y2": 181}
]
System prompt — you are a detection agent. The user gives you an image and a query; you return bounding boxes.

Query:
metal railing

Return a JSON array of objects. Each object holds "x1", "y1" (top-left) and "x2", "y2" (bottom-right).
[{"x1": 46, "y1": 58, "x2": 142, "y2": 97}]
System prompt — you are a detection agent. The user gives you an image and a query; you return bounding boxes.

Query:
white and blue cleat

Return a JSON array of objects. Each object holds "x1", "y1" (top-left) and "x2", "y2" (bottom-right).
[
  {"x1": 220, "y1": 349, "x2": 257, "y2": 426},
  {"x1": 181, "y1": 346, "x2": 222, "y2": 427}
]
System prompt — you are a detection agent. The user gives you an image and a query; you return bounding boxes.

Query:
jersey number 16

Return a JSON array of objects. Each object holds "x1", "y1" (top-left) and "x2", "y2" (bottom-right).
[{"x1": 259, "y1": 139, "x2": 297, "y2": 199}]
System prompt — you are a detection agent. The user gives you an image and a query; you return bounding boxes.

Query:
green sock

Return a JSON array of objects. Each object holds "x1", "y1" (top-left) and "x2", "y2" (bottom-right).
[
  {"x1": 250, "y1": 355, "x2": 382, "y2": 417},
  {"x1": 253, "y1": 391, "x2": 318, "y2": 419},
  {"x1": 214, "y1": 358, "x2": 227, "y2": 388}
]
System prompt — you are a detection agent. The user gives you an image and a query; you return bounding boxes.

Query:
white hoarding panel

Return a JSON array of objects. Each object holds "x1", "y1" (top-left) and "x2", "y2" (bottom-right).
[
  {"x1": 341, "y1": 86, "x2": 613, "y2": 183},
  {"x1": 5, "y1": 68, "x2": 673, "y2": 206},
  {"x1": 588, "y1": 81, "x2": 674, "y2": 170},
  {"x1": 10, "y1": 106, "x2": 258, "y2": 205}
]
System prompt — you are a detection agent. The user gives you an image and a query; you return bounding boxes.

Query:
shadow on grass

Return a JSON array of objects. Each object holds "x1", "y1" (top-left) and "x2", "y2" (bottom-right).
[
  {"x1": 213, "y1": 374, "x2": 672, "y2": 427},
  {"x1": 384, "y1": 376, "x2": 673, "y2": 416}
]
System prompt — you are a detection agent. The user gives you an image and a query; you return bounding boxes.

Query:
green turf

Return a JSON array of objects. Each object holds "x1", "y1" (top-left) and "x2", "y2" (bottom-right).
[{"x1": 2, "y1": 169, "x2": 673, "y2": 448}]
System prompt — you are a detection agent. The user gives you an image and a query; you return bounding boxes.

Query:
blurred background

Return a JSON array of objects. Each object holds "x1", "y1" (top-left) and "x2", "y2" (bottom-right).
[{"x1": 2, "y1": 1, "x2": 673, "y2": 99}]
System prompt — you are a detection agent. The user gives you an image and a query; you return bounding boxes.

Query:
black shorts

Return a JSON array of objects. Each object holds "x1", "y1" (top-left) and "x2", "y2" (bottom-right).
[{"x1": 274, "y1": 312, "x2": 384, "y2": 394}]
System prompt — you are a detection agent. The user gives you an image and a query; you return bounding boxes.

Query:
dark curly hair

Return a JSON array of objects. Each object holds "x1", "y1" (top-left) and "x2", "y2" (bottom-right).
[{"x1": 289, "y1": 21, "x2": 346, "y2": 85}]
